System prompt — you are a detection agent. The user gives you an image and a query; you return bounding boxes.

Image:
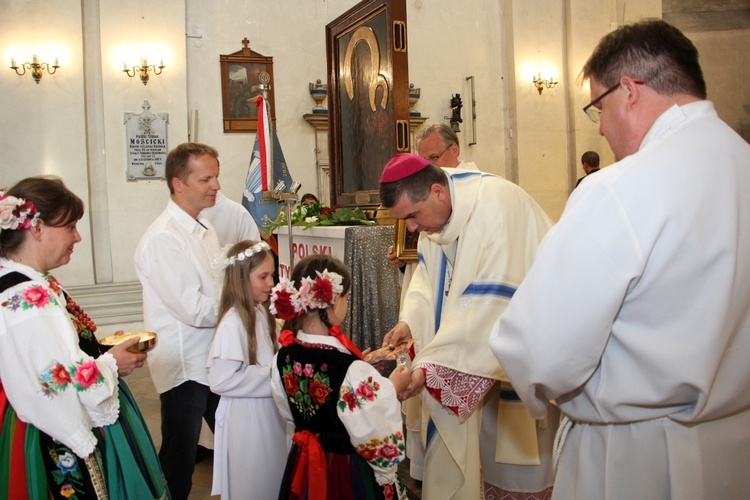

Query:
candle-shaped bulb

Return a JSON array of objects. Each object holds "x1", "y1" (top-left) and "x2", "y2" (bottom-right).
[
  {"x1": 10, "y1": 58, "x2": 16, "y2": 68},
  {"x1": 32, "y1": 54, "x2": 38, "y2": 64},
  {"x1": 123, "y1": 62, "x2": 128, "y2": 71},
  {"x1": 54, "y1": 57, "x2": 59, "y2": 67}
]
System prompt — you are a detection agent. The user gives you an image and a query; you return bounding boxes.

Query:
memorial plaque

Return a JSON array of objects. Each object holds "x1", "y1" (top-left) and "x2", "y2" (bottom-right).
[{"x1": 124, "y1": 101, "x2": 169, "y2": 181}]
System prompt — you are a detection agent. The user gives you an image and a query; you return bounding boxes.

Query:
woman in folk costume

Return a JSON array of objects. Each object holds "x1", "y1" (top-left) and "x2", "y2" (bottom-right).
[
  {"x1": 0, "y1": 176, "x2": 168, "y2": 499},
  {"x1": 207, "y1": 240, "x2": 289, "y2": 499},
  {"x1": 269, "y1": 254, "x2": 411, "y2": 499}
]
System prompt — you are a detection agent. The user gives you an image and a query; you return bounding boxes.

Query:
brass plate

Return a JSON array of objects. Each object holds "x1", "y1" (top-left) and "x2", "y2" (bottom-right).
[{"x1": 99, "y1": 332, "x2": 157, "y2": 353}]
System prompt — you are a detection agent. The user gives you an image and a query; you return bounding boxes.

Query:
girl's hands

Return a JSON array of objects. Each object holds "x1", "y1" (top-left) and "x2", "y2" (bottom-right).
[{"x1": 389, "y1": 365, "x2": 412, "y2": 396}]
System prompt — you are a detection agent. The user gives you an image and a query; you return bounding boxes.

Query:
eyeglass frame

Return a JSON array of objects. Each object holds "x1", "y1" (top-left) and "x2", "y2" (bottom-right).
[
  {"x1": 583, "y1": 80, "x2": 644, "y2": 123},
  {"x1": 424, "y1": 144, "x2": 453, "y2": 162}
]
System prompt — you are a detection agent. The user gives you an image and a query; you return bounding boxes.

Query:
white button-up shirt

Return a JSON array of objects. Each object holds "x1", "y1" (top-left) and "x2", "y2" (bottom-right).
[
  {"x1": 135, "y1": 199, "x2": 222, "y2": 393},
  {"x1": 201, "y1": 191, "x2": 261, "y2": 247}
]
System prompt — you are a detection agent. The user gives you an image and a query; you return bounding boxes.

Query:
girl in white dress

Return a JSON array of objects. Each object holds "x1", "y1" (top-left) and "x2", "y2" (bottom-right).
[{"x1": 207, "y1": 240, "x2": 289, "y2": 499}]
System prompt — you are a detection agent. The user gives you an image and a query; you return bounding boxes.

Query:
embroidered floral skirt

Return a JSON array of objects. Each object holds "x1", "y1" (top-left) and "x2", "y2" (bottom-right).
[
  {"x1": 0, "y1": 379, "x2": 169, "y2": 499},
  {"x1": 279, "y1": 443, "x2": 403, "y2": 500}
]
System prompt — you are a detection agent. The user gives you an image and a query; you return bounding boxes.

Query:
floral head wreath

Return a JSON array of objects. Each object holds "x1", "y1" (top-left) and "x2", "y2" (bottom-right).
[
  {"x1": 222, "y1": 241, "x2": 271, "y2": 270},
  {"x1": 269, "y1": 269, "x2": 344, "y2": 321},
  {"x1": 0, "y1": 190, "x2": 40, "y2": 233}
]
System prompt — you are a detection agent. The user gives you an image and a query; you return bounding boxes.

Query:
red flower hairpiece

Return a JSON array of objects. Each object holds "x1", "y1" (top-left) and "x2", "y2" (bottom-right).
[{"x1": 269, "y1": 269, "x2": 344, "y2": 320}]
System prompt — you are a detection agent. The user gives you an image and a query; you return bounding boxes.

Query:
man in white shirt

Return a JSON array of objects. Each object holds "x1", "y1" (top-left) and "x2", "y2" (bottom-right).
[
  {"x1": 134, "y1": 142, "x2": 223, "y2": 500},
  {"x1": 491, "y1": 19, "x2": 750, "y2": 499},
  {"x1": 201, "y1": 190, "x2": 260, "y2": 247}
]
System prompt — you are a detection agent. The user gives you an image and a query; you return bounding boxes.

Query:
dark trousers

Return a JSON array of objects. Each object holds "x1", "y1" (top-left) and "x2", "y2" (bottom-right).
[{"x1": 158, "y1": 380, "x2": 220, "y2": 500}]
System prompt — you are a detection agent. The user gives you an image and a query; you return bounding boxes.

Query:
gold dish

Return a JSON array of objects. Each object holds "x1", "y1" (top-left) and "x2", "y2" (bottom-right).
[{"x1": 99, "y1": 332, "x2": 157, "y2": 353}]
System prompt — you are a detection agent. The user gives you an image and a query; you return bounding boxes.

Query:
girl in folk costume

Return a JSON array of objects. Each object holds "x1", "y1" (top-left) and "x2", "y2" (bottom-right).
[
  {"x1": 207, "y1": 240, "x2": 290, "y2": 499},
  {"x1": 270, "y1": 254, "x2": 411, "y2": 500},
  {"x1": 0, "y1": 176, "x2": 168, "y2": 499}
]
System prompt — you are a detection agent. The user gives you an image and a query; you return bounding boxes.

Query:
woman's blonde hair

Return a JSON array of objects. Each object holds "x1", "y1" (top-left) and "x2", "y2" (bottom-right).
[{"x1": 217, "y1": 240, "x2": 277, "y2": 364}]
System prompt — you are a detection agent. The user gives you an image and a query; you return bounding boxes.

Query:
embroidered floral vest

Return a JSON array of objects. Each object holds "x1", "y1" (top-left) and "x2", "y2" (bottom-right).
[{"x1": 276, "y1": 342, "x2": 358, "y2": 454}]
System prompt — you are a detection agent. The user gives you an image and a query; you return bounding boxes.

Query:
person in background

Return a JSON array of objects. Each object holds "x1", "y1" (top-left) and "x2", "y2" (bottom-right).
[
  {"x1": 207, "y1": 240, "x2": 288, "y2": 499},
  {"x1": 415, "y1": 123, "x2": 478, "y2": 171},
  {"x1": 202, "y1": 190, "x2": 260, "y2": 247},
  {"x1": 0, "y1": 176, "x2": 168, "y2": 499},
  {"x1": 270, "y1": 254, "x2": 411, "y2": 499},
  {"x1": 380, "y1": 153, "x2": 557, "y2": 499},
  {"x1": 574, "y1": 150, "x2": 600, "y2": 188},
  {"x1": 490, "y1": 19, "x2": 750, "y2": 499},
  {"x1": 300, "y1": 193, "x2": 319, "y2": 206},
  {"x1": 134, "y1": 142, "x2": 223, "y2": 500}
]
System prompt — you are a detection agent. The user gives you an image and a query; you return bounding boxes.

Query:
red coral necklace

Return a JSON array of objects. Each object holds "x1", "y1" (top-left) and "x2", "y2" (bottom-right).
[{"x1": 66, "y1": 295, "x2": 97, "y2": 334}]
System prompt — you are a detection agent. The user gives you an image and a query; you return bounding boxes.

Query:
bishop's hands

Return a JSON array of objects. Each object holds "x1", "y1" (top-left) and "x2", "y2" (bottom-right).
[
  {"x1": 382, "y1": 322, "x2": 425, "y2": 400},
  {"x1": 382, "y1": 321, "x2": 412, "y2": 349}
]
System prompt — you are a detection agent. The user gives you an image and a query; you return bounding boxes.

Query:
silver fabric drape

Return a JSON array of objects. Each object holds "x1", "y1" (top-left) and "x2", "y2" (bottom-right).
[{"x1": 342, "y1": 225, "x2": 401, "y2": 351}]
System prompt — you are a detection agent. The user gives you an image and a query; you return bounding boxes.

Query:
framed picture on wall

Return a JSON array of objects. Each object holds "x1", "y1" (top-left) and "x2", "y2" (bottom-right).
[
  {"x1": 326, "y1": 0, "x2": 410, "y2": 209},
  {"x1": 394, "y1": 219, "x2": 419, "y2": 263},
  {"x1": 220, "y1": 38, "x2": 275, "y2": 133}
]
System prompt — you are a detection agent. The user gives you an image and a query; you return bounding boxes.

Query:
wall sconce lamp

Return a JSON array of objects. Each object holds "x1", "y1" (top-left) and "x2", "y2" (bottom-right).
[
  {"x1": 123, "y1": 58, "x2": 165, "y2": 85},
  {"x1": 532, "y1": 72, "x2": 558, "y2": 95},
  {"x1": 10, "y1": 55, "x2": 60, "y2": 84}
]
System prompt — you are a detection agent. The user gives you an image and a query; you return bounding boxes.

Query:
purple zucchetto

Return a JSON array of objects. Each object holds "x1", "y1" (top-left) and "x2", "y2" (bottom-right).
[{"x1": 379, "y1": 153, "x2": 430, "y2": 183}]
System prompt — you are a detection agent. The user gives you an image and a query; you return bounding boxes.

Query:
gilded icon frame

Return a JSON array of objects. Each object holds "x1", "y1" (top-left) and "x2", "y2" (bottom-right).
[{"x1": 394, "y1": 219, "x2": 419, "y2": 263}]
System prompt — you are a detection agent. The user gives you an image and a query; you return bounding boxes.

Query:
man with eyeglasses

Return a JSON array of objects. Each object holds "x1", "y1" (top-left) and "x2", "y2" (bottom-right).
[
  {"x1": 490, "y1": 19, "x2": 750, "y2": 499},
  {"x1": 415, "y1": 123, "x2": 479, "y2": 171}
]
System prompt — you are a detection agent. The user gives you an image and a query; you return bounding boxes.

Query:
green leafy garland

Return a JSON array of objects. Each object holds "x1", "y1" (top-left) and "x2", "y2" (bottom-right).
[{"x1": 265, "y1": 202, "x2": 374, "y2": 233}]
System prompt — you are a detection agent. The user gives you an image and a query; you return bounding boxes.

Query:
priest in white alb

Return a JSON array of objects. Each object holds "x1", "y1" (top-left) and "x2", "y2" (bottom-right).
[{"x1": 379, "y1": 153, "x2": 557, "y2": 499}]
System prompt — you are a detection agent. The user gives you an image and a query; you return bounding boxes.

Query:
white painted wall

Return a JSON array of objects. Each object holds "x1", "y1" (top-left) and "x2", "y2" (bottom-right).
[{"x1": 0, "y1": 0, "x2": 94, "y2": 284}]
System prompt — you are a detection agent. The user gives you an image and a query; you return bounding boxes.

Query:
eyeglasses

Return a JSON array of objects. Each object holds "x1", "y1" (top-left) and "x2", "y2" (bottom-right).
[
  {"x1": 582, "y1": 80, "x2": 644, "y2": 123},
  {"x1": 425, "y1": 144, "x2": 452, "y2": 162}
]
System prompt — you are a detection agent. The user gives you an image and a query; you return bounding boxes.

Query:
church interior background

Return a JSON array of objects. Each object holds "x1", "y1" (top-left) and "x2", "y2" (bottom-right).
[{"x1": 2, "y1": 1, "x2": 748, "y2": 497}]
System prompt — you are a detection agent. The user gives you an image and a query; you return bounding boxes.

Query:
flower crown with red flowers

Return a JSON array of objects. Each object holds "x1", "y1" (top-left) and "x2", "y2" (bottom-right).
[
  {"x1": 269, "y1": 269, "x2": 344, "y2": 321},
  {"x1": 0, "y1": 190, "x2": 40, "y2": 233}
]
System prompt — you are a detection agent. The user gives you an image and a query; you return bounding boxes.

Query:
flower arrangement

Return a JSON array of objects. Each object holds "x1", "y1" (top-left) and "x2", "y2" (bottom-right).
[
  {"x1": 0, "y1": 190, "x2": 40, "y2": 232},
  {"x1": 264, "y1": 202, "x2": 374, "y2": 233},
  {"x1": 269, "y1": 269, "x2": 344, "y2": 321}
]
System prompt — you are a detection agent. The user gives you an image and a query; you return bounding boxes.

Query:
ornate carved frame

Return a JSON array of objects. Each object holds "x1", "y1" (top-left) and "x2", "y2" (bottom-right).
[
  {"x1": 326, "y1": 0, "x2": 409, "y2": 208},
  {"x1": 394, "y1": 219, "x2": 419, "y2": 263},
  {"x1": 220, "y1": 38, "x2": 275, "y2": 133}
]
